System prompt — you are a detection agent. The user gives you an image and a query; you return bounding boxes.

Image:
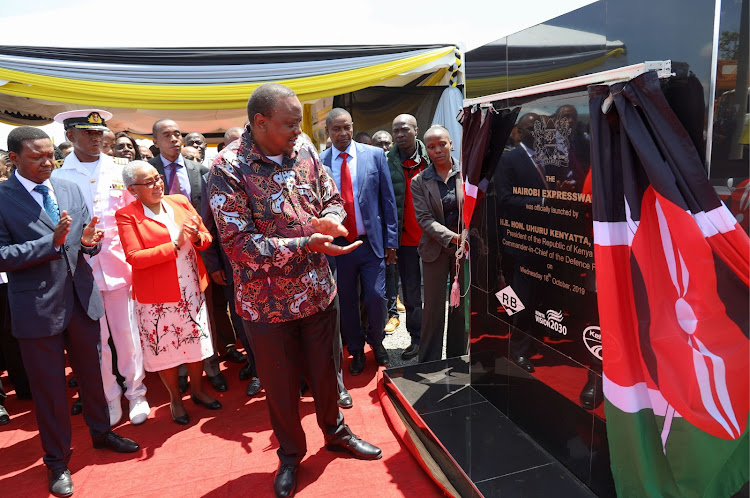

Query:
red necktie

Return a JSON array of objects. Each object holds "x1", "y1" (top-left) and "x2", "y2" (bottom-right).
[{"x1": 339, "y1": 152, "x2": 358, "y2": 243}]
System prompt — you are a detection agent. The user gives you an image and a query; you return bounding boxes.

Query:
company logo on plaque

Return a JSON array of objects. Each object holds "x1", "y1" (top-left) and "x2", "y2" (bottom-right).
[
  {"x1": 582, "y1": 326, "x2": 602, "y2": 360},
  {"x1": 534, "y1": 309, "x2": 567, "y2": 335},
  {"x1": 495, "y1": 286, "x2": 525, "y2": 316}
]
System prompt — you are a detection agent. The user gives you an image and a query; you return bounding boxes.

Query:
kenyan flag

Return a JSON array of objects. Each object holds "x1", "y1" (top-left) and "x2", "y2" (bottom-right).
[{"x1": 589, "y1": 72, "x2": 749, "y2": 497}]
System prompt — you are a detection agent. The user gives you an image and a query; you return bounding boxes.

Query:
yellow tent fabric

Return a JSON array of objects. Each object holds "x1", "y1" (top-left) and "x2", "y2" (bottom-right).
[{"x1": 0, "y1": 46, "x2": 455, "y2": 110}]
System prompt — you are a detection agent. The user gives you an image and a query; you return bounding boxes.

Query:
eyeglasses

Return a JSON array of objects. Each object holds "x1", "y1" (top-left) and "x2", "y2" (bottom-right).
[{"x1": 130, "y1": 175, "x2": 165, "y2": 188}]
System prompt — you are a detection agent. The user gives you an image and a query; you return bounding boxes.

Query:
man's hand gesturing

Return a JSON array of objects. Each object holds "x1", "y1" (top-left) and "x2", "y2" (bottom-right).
[
  {"x1": 306, "y1": 233, "x2": 362, "y2": 256},
  {"x1": 310, "y1": 217, "x2": 349, "y2": 238}
]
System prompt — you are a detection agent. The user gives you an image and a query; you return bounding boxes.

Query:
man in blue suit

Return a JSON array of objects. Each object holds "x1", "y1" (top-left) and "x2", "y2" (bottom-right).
[
  {"x1": 0, "y1": 127, "x2": 139, "y2": 497},
  {"x1": 321, "y1": 109, "x2": 399, "y2": 376}
]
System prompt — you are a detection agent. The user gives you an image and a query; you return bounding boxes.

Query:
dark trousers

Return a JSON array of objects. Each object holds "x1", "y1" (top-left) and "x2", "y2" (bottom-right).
[
  {"x1": 397, "y1": 245, "x2": 422, "y2": 344},
  {"x1": 222, "y1": 279, "x2": 256, "y2": 377},
  {"x1": 385, "y1": 263, "x2": 399, "y2": 319},
  {"x1": 18, "y1": 294, "x2": 110, "y2": 471},
  {"x1": 0, "y1": 283, "x2": 29, "y2": 396},
  {"x1": 419, "y1": 253, "x2": 468, "y2": 363},
  {"x1": 242, "y1": 302, "x2": 347, "y2": 465},
  {"x1": 336, "y1": 237, "x2": 386, "y2": 355},
  {"x1": 207, "y1": 280, "x2": 240, "y2": 355}
]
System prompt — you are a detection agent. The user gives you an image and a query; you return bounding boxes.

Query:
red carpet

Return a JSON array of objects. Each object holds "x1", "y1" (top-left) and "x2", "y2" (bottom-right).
[{"x1": 0, "y1": 348, "x2": 442, "y2": 497}]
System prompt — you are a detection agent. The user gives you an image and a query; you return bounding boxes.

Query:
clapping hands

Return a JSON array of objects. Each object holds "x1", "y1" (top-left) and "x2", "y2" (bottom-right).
[{"x1": 176, "y1": 215, "x2": 201, "y2": 247}]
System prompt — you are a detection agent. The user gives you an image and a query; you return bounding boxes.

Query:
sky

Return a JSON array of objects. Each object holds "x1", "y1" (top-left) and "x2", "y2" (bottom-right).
[
  {"x1": 0, "y1": 0, "x2": 596, "y2": 147},
  {"x1": 0, "y1": 0, "x2": 595, "y2": 52}
]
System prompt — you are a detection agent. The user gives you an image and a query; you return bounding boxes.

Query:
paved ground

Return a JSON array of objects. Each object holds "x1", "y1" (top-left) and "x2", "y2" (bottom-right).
[
  {"x1": 381, "y1": 307, "x2": 417, "y2": 368},
  {"x1": 381, "y1": 301, "x2": 449, "y2": 369}
]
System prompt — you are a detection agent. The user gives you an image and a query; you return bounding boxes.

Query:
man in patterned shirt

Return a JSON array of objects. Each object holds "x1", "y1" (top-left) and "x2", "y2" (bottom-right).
[{"x1": 206, "y1": 83, "x2": 382, "y2": 498}]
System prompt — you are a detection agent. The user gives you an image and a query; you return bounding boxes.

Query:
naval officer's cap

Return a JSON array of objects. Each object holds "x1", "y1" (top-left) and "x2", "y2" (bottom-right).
[{"x1": 53, "y1": 109, "x2": 112, "y2": 131}]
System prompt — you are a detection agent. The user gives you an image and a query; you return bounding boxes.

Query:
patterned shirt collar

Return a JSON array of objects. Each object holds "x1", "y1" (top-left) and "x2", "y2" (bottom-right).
[{"x1": 238, "y1": 129, "x2": 298, "y2": 168}]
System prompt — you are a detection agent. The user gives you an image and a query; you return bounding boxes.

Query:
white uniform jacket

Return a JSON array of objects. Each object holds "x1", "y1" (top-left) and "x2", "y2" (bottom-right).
[{"x1": 52, "y1": 153, "x2": 134, "y2": 291}]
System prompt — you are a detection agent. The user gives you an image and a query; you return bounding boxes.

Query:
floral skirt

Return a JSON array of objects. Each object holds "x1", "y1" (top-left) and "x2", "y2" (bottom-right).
[{"x1": 134, "y1": 244, "x2": 213, "y2": 372}]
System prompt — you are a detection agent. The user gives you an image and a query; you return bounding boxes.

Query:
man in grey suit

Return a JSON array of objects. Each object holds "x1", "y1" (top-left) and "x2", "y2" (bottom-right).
[{"x1": 0, "y1": 127, "x2": 139, "y2": 497}]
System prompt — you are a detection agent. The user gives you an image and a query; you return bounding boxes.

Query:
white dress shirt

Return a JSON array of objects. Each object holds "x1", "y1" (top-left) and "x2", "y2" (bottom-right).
[{"x1": 15, "y1": 172, "x2": 57, "y2": 209}]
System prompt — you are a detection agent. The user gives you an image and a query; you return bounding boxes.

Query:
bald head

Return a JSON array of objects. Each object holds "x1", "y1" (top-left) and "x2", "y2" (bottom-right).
[
  {"x1": 181, "y1": 146, "x2": 202, "y2": 163},
  {"x1": 224, "y1": 126, "x2": 243, "y2": 146},
  {"x1": 392, "y1": 114, "x2": 418, "y2": 156},
  {"x1": 517, "y1": 113, "x2": 540, "y2": 148}
]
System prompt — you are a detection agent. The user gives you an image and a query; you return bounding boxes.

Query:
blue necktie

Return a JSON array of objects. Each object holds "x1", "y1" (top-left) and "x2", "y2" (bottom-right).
[{"x1": 33, "y1": 185, "x2": 60, "y2": 224}]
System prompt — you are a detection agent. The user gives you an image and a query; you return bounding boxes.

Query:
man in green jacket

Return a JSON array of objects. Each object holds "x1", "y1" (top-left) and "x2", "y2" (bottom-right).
[{"x1": 387, "y1": 114, "x2": 429, "y2": 360}]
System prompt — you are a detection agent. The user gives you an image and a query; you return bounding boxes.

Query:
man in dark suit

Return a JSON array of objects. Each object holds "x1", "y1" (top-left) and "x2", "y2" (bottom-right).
[
  {"x1": 149, "y1": 118, "x2": 208, "y2": 212},
  {"x1": 0, "y1": 127, "x2": 139, "y2": 497},
  {"x1": 321, "y1": 109, "x2": 399, "y2": 376},
  {"x1": 495, "y1": 113, "x2": 549, "y2": 373},
  {"x1": 148, "y1": 119, "x2": 230, "y2": 392}
]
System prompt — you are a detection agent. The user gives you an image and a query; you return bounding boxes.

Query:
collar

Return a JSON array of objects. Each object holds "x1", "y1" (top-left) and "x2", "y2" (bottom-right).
[
  {"x1": 15, "y1": 172, "x2": 54, "y2": 194},
  {"x1": 332, "y1": 142, "x2": 356, "y2": 161},
  {"x1": 520, "y1": 142, "x2": 537, "y2": 163},
  {"x1": 239, "y1": 129, "x2": 298, "y2": 167},
  {"x1": 141, "y1": 198, "x2": 175, "y2": 220},
  {"x1": 161, "y1": 154, "x2": 185, "y2": 168},
  {"x1": 60, "y1": 151, "x2": 103, "y2": 176},
  {"x1": 423, "y1": 160, "x2": 460, "y2": 182}
]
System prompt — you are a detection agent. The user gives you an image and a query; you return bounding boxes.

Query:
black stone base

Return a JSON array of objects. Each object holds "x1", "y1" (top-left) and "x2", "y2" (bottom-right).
[{"x1": 384, "y1": 356, "x2": 598, "y2": 497}]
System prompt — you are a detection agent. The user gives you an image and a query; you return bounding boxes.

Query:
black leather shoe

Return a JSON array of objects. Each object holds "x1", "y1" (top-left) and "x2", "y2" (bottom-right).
[
  {"x1": 170, "y1": 405, "x2": 190, "y2": 425},
  {"x1": 579, "y1": 371, "x2": 603, "y2": 410},
  {"x1": 239, "y1": 362, "x2": 254, "y2": 381},
  {"x1": 337, "y1": 389, "x2": 353, "y2": 409},
  {"x1": 70, "y1": 398, "x2": 82, "y2": 416},
  {"x1": 373, "y1": 343, "x2": 390, "y2": 367},
  {"x1": 0, "y1": 405, "x2": 9, "y2": 425},
  {"x1": 349, "y1": 351, "x2": 366, "y2": 376},
  {"x1": 222, "y1": 348, "x2": 247, "y2": 364},
  {"x1": 92, "y1": 431, "x2": 140, "y2": 453},
  {"x1": 190, "y1": 394, "x2": 222, "y2": 410},
  {"x1": 208, "y1": 372, "x2": 228, "y2": 392},
  {"x1": 400, "y1": 343, "x2": 419, "y2": 360},
  {"x1": 48, "y1": 468, "x2": 73, "y2": 497},
  {"x1": 246, "y1": 377, "x2": 262, "y2": 397},
  {"x1": 326, "y1": 432, "x2": 382, "y2": 460},
  {"x1": 67, "y1": 376, "x2": 77, "y2": 388},
  {"x1": 512, "y1": 356, "x2": 535, "y2": 373},
  {"x1": 178, "y1": 375, "x2": 189, "y2": 394},
  {"x1": 273, "y1": 463, "x2": 298, "y2": 498}
]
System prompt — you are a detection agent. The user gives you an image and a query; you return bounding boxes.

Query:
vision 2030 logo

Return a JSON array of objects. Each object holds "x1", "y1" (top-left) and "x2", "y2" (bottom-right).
[{"x1": 534, "y1": 309, "x2": 567, "y2": 335}]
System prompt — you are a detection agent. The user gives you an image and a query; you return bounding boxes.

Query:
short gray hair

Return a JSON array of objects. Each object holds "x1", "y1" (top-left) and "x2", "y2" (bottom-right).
[
  {"x1": 246, "y1": 83, "x2": 296, "y2": 128},
  {"x1": 325, "y1": 107, "x2": 351, "y2": 128},
  {"x1": 122, "y1": 160, "x2": 153, "y2": 186}
]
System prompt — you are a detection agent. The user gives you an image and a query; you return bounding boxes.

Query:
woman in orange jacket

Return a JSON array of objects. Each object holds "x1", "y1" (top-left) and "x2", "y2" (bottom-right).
[{"x1": 116, "y1": 161, "x2": 221, "y2": 425}]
